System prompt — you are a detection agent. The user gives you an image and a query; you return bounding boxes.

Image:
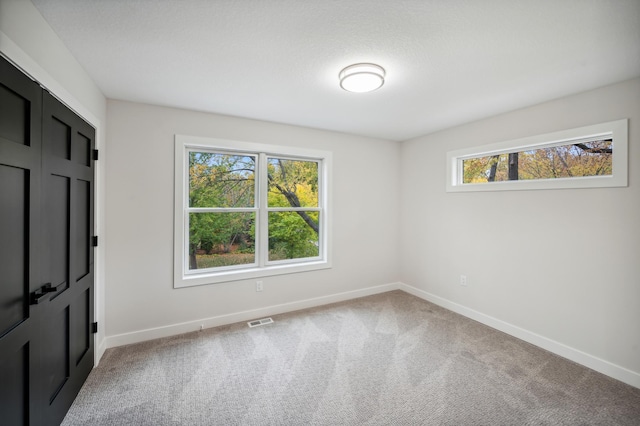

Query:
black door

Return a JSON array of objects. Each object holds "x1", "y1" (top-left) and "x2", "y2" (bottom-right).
[
  {"x1": 0, "y1": 53, "x2": 43, "y2": 426},
  {"x1": 0, "y1": 56, "x2": 95, "y2": 426}
]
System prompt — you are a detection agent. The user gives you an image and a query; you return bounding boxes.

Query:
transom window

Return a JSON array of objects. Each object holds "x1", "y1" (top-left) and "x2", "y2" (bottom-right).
[
  {"x1": 462, "y1": 139, "x2": 613, "y2": 184},
  {"x1": 175, "y1": 136, "x2": 331, "y2": 287},
  {"x1": 446, "y1": 119, "x2": 628, "y2": 192}
]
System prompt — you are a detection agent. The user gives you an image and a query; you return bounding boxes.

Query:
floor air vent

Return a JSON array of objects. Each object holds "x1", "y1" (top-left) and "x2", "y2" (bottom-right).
[{"x1": 248, "y1": 317, "x2": 274, "y2": 328}]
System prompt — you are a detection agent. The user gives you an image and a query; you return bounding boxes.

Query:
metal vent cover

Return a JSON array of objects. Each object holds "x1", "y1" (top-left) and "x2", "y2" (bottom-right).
[{"x1": 247, "y1": 317, "x2": 274, "y2": 328}]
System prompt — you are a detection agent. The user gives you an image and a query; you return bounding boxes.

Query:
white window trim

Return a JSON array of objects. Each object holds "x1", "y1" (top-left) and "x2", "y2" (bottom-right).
[
  {"x1": 174, "y1": 135, "x2": 332, "y2": 288},
  {"x1": 446, "y1": 119, "x2": 628, "y2": 192}
]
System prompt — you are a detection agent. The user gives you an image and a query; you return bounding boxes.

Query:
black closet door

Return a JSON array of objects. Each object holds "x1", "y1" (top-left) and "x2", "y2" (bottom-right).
[
  {"x1": 34, "y1": 92, "x2": 95, "y2": 425},
  {"x1": 0, "y1": 54, "x2": 43, "y2": 426},
  {"x1": 0, "y1": 56, "x2": 95, "y2": 426}
]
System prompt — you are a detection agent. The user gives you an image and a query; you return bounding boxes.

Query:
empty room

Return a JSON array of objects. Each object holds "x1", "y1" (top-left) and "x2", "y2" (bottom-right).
[{"x1": 1, "y1": 0, "x2": 639, "y2": 425}]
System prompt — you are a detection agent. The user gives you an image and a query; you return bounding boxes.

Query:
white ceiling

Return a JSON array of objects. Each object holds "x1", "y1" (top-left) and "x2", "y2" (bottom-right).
[{"x1": 31, "y1": 0, "x2": 640, "y2": 141}]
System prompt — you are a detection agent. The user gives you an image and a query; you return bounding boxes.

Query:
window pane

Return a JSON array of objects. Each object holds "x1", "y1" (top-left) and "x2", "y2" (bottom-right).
[
  {"x1": 188, "y1": 212, "x2": 255, "y2": 270},
  {"x1": 462, "y1": 139, "x2": 612, "y2": 184},
  {"x1": 268, "y1": 211, "x2": 319, "y2": 261},
  {"x1": 189, "y1": 152, "x2": 255, "y2": 207},
  {"x1": 267, "y1": 158, "x2": 318, "y2": 207}
]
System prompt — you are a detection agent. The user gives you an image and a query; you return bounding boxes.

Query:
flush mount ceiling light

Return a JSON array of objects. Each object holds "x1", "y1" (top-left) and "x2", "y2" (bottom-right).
[{"x1": 339, "y1": 63, "x2": 385, "y2": 93}]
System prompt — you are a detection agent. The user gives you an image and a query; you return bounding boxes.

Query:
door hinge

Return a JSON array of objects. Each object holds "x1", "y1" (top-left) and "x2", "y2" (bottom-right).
[
  {"x1": 92, "y1": 322, "x2": 98, "y2": 334},
  {"x1": 92, "y1": 236, "x2": 98, "y2": 247},
  {"x1": 93, "y1": 149, "x2": 99, "y2": 161}
]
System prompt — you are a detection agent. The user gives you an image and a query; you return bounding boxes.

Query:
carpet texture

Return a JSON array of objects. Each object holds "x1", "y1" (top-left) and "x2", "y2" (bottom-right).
[{"x1": 62, "y1": 291, "x2": 640, "y2": 425}]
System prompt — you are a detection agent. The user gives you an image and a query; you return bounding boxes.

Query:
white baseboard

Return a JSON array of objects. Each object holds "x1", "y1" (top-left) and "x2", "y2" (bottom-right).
[
  {"x1": 105, "y1": 282, "x2": 401, "y2": 349},
  {"x1": 399, "y1": 282, "x2": 640, "y2": 390}
]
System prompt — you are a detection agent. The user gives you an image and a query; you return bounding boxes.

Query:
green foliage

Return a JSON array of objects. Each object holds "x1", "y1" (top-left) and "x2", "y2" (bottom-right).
[
  {"x1": 266, "y1": 158, "x2": 320, "y2": 261},
  {"x1": 267, "y1": 158, "x2": 318, "y2": 207},
  {"x1": 268, "y1": 212, "x2": 319, "y2": 260},
  {"x1": 189, "y1": 212, "x2": 254, "y2": 254},
  {"x1": 189, "y1": 152, "x2": 255, "y2": 208},
  {"x1": 188, "y1": 152, "x2": 320, "y2": 269},
  {"x1": 188, "y1": 152, "x2": 256, "y2": 269}
]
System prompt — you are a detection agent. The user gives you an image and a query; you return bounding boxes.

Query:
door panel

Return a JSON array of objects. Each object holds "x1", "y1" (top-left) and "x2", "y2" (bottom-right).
[
  {"x1": 73, "y1": 133, "x2": 91, "y2": 167},
  {"x1": 0, "y1": 84, "x2": 29, "y2": 146},
  {"x1": 44, "y1": 306, "x2": 69, "y2": 404},
  {"x1": 49, "y1": 117, "x2": 71, "y2": 160},
  {"x1": 70, "y1": 289, "x2": 90, "y2": 365},
  {"x1": 47, "y1": 174, "x2": 71, "y2": 294},
  {"x1": 0, "y1": 340, "x2": 29, "y2": 425},
  {"x1": 75, "y1": 180, "x2": 90, "y2": 281},
  {"x1": 0, "y1": 165, "x2": 28, "y2": 336}
]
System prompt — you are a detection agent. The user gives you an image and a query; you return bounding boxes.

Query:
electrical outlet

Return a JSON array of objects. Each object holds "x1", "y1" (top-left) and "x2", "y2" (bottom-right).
[
  {"x1": 460, "y1": 275, "x2": 467, "y2": 286},
  {"x1": 256, "y1": 281, "x2": 263, "y2": 292}
]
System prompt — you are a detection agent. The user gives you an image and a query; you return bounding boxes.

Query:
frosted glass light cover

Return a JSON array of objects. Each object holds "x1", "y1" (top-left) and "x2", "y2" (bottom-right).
[{"x1": 339, "y1": 63, "x2": 385, "y2": 93}]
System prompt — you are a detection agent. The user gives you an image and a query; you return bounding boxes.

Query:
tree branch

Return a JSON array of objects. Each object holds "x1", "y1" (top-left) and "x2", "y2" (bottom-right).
[
  {"x1": 268, "y1": 174, "x2": 319, "y2": 235},
  {"x1": 573, "y1": 141, "x2": 612, "y2": 154}
]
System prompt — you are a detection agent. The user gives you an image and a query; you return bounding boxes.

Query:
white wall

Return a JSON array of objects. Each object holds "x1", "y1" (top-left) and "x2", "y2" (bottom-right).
[
  {"x1": 105, "y1": 100, "x2": 400, "y2": 344},
  {"x1": 0, "y1": 0, "x2": 108, "y2": 360},
  {"x1": 399, "y1": 78, "x2": 640, "y2": 387}
]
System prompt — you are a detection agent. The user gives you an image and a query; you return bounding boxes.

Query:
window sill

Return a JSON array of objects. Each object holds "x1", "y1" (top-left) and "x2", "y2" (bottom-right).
[{"x1": 174, "y1": 260, "x2": 332, "y2": 288}]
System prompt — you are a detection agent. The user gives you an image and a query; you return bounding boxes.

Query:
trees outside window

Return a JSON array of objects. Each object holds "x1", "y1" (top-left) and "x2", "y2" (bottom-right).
[
  {"x1": 174, "y1": 136, "x2": 331, "y2": 287},
  {"x1": 462, "y1": 139, "x2": 613, "y2": 184},
  {"x1": 267, "y1": 158, "x2": 320, "y2": 261}
]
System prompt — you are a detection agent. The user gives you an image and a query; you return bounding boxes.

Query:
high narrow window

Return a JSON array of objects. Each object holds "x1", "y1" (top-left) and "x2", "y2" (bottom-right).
[
  {"x1": 175, "y1": 136, "x2": 331, "y2": 287},
  {"x1": 462, "y1": 139, "x2": 613, "y2": 184},
  {"x1": 446, "y1": 119, "x2": 627, "y2": 192}
]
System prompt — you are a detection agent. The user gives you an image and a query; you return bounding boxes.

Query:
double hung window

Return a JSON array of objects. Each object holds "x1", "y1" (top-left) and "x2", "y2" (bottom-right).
[{"x1": 174, "y1": 136, "x2": 331, "y2": 287}]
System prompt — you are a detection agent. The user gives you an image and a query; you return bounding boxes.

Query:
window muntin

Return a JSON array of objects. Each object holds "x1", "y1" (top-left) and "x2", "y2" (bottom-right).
[
  {"x1": 446, "y1": 119, "x2": 627, "y2": 192},
  {"x1": 175, "y1": 136, "x2": 331, "y2": 287}
]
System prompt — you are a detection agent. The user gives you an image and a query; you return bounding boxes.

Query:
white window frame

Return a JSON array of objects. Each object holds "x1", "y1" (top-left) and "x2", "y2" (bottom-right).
[
  {"x1": 174, "y1": 135, "x2": 332, "y2": 288},
  {"x1": 446, "y1": 119, "x2": 628, "y2": 192}
]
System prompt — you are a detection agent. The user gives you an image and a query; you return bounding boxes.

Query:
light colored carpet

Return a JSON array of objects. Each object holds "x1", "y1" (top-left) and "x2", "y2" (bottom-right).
[{"x1": 62, "y1": 290, "x2": 640, "y2": 425}]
